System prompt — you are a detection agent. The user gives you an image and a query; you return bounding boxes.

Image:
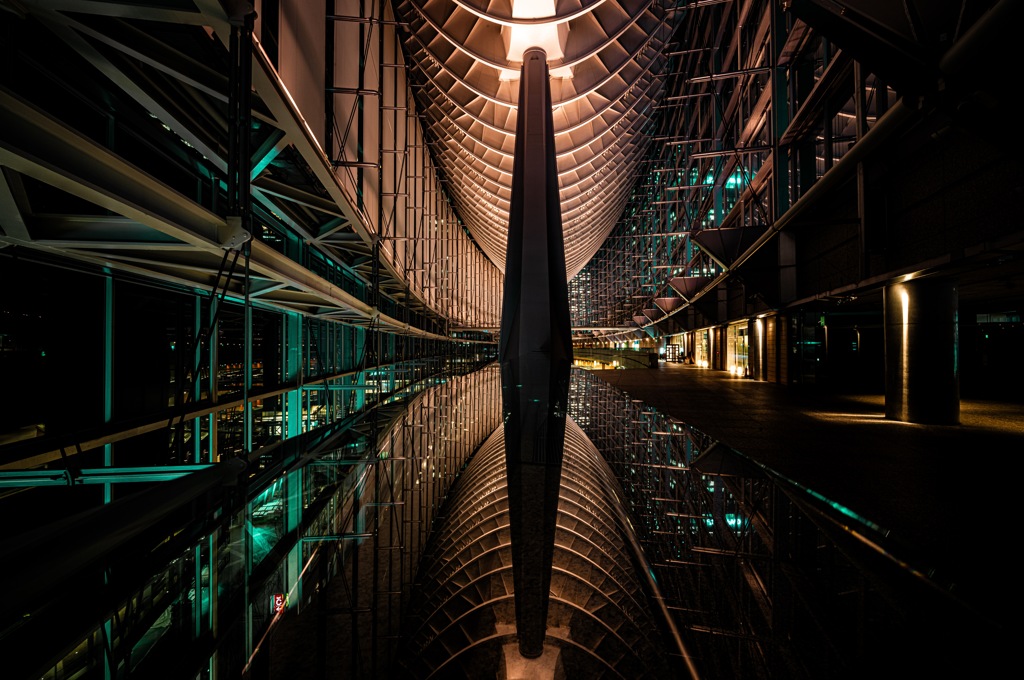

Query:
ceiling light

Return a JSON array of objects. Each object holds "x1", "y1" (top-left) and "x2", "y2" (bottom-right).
[{"x1": 499, "y1": 0, "x2": 572, "y2": 81}]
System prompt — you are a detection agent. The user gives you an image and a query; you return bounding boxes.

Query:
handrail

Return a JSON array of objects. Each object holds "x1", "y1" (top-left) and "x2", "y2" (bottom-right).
[{"x1": 693, "y1": 439, "x2": 1002, "y2": 628}]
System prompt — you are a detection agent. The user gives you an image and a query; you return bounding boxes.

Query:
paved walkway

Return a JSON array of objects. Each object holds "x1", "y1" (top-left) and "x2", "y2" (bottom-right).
[{"x1": 589, "y1": 362, "x2": 1023, "y2": 625}]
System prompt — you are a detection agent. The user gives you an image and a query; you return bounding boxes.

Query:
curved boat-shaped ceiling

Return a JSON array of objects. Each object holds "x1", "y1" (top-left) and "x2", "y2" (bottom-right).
[
  {"x1": 393, "y1": 0, "x2": 682, "y2": 279},
  {"x1": 395, "y1": 418, "x2": 673, "y2": 676}
]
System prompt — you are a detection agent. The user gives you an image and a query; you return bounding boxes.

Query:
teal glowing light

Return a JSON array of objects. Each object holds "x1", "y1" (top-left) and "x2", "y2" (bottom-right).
[{"x1": 251, "y1": 525, "x2": 278, "y2": 565}]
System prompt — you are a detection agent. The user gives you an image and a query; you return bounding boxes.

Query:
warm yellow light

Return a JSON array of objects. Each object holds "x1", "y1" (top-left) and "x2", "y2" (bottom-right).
[
  {"x1": 500, "y1": 0, "x2": 572, "y2": 80},
  {"x1": 506, "y1": 0, "x2": 562, "y2": 59},
  {"x1": 900, "y1": 286, "x2": 910, "y2": 420}
]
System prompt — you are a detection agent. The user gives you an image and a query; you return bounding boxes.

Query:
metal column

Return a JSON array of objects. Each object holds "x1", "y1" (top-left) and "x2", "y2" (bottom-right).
[{"x1": 498, "y1": 47, "x2": 573, "y2": 659}]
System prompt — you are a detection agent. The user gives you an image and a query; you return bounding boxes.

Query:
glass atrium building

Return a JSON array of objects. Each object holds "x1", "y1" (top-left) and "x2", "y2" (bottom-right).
[{"x1": 0, "y1": 1, "x2": 1017, "y2": 678}]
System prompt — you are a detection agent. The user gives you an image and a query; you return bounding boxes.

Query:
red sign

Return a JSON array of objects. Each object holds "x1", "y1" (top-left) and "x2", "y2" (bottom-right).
[{"x1": 272, "y1": 593, "x2": 285, "y2": 613}]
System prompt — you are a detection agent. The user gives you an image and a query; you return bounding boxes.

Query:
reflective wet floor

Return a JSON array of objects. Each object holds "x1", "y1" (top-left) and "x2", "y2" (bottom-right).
[{"x1": 591, "y1": 362, "x2": 1022, "y2": 628}]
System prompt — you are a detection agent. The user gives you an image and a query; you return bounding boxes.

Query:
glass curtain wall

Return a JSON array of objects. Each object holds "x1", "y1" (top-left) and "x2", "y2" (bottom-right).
[{"x1": 568, "y1": 0, "x2": 898, "y2": 377}]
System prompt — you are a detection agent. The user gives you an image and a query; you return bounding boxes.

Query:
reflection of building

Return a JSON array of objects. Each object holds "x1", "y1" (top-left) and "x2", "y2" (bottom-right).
[
  {"x1": 0, "y1": 0, "x2": 1018, "y2": 678},
  {"x1": 397, "y1": 419, "x2": 674, "y2": 679}
]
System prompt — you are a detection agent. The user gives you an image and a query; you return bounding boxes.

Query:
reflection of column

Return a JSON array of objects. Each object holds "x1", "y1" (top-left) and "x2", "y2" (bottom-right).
[
  {"x1": 883, "y1": 278, "x2": 959, "y2": 424},
  {"x1": 498, "y1": 47, "x2": 573, "y2": 659}
]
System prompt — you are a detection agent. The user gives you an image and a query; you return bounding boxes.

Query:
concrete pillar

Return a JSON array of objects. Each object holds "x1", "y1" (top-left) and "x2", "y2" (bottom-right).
[
  {"x1": 749, "y1": 317, "x2": 764, "y2": 380},
  {"x1": 883, "y1": 278, "x2": 959, "y2": 424}
]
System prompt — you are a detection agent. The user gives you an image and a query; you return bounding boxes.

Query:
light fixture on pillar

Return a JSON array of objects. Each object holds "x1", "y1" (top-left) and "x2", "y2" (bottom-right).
[
  {"x1": 884, "y1": 278, "x2": 960, "y2": 424},
  {"x1": 499, "y1": 0, "x2": 573, "y2": 81},
  {"x1": 900, "y1": 286, "x2": 910, "y2": 420}
]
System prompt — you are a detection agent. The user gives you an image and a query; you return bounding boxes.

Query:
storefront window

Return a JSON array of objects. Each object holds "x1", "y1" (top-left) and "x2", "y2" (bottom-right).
[{"x1": 727, "y1": 323, "x2": 749, "y2": 376}]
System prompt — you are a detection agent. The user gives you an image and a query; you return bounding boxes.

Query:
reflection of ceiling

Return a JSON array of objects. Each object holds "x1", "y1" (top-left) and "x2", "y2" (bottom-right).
[
  {"x1": 397, "y1": 417, "x2": 674, "y2": 676},
  {"x1": 393, "y1": 0, "x2": 684, "y2": 278}
]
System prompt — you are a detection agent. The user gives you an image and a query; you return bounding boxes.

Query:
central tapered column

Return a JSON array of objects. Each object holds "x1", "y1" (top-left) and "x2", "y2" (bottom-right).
[{"x1": 498, "y1": 47, "x2": 573, "y2": 659}]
